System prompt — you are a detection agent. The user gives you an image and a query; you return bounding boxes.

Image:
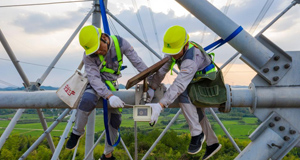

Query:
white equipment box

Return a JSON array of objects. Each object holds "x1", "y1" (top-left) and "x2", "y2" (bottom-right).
[{"x1": 133, "y1": 105, "x2": 151, "y2": 122}]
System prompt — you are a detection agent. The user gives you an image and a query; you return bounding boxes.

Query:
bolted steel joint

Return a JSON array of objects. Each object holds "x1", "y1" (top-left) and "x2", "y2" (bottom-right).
[
  {"x1": 279, "y1": 126, "x2": 285, "y2": 131},
  {"x1": 283, "y1": 136, "x2": 290, "y2": 141}
]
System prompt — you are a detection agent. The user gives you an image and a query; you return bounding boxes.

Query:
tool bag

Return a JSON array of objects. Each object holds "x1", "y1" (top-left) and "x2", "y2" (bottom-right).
[
  {"x1": 56, "y1": 61, "x2": 88, "y2": 109},
  {"x1": 187, "y1": 42, "x2": 227, "y2": 107}
]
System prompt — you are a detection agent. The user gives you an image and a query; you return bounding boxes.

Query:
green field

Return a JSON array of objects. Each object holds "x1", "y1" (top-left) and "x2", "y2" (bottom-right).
[{"x1": 0, "y1": 112, "x2": 259, "y2": 140}]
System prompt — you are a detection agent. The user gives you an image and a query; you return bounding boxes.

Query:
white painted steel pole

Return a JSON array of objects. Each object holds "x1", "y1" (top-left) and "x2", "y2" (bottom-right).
[
  {"x1": 36, "y1": 7, "x2": 95, "y2": 85},
  {"x1": 176, "y1": 0, "x2": 273, "y2": 68},
  {"x1": 51, "y1": 110, "x2": 77, "y2": 160},
  {"x1": 19, "y1": 109, "x2": 71, "y2": 160},
  {"x1": 0, "y1": 29, "x2": 30, "y2": 87},
  {"x1": 0, "y1": 30, "x2": 31, "y2": 152},
  {"x1": 0, "y1": 109, "x2": 25, "y2": 149},
  {"x1": 141, "y1": 109, "x2": 182, "y2": 160},
  {"x1": 84, "y1": 131, "x2": 105, "y2": 160},
  {"x1": 37, "y1": 109, "x2": 56, "y2": 154},
  {"x1": 85, "y1": 110, "x2": 95, "y2": 160},
  {"x1": 84, "y1": 1, "x2": 101, "y2": 159},
  {"x1": 134, "y1": 121, "x2": 137, "y2": 160},
  {"x1": 121, "y1": 138, "x2": 133, "y2": 160},
  {"x1": 208, "y1": 108, "x2": 241, "y2": 152},
  {"x1": 0, "y1": 90, "x2": 136, "y2": 109}
]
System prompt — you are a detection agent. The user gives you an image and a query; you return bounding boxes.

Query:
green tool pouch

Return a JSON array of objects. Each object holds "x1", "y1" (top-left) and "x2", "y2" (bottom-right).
[{"x1": 187, "y1": 63, "x2": 227, "y2": 107}]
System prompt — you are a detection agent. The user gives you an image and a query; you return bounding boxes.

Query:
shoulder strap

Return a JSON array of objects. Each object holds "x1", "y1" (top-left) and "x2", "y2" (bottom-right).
[
  {"x1": 111, "y1": 35, "x2": 123, "y2": 75},
  {"x1": 189, "y1": 41, "x2": 219, "y2": 74}
]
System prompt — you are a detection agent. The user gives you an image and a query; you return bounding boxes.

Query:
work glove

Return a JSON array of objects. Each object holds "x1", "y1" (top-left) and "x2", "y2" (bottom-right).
[
  {"x1": 146, "y1": 88, "x2": 155, "y2": 103},
  {"x1": 146, "y1": 103, "x2": 162, "y2": 124},
  {"x1": 109, "y1": 95, "x2": 125, "y2": 108}
]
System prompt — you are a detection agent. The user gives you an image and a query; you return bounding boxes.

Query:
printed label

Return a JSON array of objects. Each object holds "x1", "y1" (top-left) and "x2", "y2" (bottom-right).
[{"x1": 64, "y1": 85, "x2": 76, "y2": 96}]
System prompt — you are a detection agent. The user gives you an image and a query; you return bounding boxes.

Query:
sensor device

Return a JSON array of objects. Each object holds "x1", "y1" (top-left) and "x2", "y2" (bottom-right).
[{"x1": 133, "y1": 105, "x2": 151, "y2": 122}]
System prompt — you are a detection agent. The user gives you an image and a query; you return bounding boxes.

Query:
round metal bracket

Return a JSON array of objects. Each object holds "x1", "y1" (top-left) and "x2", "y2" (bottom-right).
[
  {"x1": 224, "y1": 84, "x2": 231, "y2": 113},
  {"x1": 249, "y1": 83, "x2": 257, "y2": 114}
]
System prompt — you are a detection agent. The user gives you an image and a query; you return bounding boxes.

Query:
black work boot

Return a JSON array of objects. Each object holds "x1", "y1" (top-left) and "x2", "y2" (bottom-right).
[
  {"x1": 99, "y1": 154, "x2": 116, "y2": 160},
  {"x1": 66, "y1": 132, "x2": 81, "y2": 149},
  {"x1": 202, "y1": 143, "x2": 222, "y2": 160},
  {"x1": 188, "y1": 132, "x2": 206, "y2": 154}
]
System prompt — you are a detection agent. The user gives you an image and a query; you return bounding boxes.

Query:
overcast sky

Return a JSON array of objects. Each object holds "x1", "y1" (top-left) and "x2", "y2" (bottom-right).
[{"x1": 0, "y1": 0, "x2": 299, "y2": 88}]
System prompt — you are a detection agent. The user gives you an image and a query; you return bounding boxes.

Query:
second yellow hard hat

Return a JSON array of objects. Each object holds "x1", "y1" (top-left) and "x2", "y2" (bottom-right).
[{"x1": 162, "y1": 25, "x2": 189, "y2": 55}]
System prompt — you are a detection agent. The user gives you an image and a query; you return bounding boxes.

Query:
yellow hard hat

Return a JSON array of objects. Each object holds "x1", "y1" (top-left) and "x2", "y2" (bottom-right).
[
  {"x1": 162, "y1": 25, "x2": 189, "y2": 55},
  {"x1": 79, "y1": 25, "x2": 102, "y2": 56}
]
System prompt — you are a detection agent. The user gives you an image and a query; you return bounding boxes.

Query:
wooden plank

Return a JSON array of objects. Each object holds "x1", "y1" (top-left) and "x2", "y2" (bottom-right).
[{"x1": 125, "y1": 57, "x2": 170, "y2": 89}]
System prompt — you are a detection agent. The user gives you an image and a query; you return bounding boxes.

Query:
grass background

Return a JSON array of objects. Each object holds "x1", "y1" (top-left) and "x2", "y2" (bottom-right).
[{"x1": 0, "y1": 112, "x2": 259, "y2": 140}]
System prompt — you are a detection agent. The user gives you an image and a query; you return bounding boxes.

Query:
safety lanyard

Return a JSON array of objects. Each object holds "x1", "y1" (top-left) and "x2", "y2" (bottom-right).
[
  {"x1": 103, "y1": 98, "x2": 121, "y2": 147},
  {"x1": 99, "y1": 0, "x2": 121, "y2": 147}
]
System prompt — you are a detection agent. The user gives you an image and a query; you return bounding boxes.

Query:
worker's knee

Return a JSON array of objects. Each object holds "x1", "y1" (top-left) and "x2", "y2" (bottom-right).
[
  {"x1": 110, "y1": 113, "x2": 122, "y2": 130},
  {"x1": 78, "y1": 92, "x2": 98, "y2": 112}
]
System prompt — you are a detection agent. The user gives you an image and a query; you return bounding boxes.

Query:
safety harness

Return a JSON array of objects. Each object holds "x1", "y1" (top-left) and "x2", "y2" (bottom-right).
[{"x1": 98, "y1": 35, "x2": 122, "y2": 91}]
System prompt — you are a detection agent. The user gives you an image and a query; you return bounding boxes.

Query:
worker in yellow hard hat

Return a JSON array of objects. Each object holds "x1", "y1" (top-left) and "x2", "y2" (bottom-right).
[
  {"x1": 146, "y1": 25, "x2": 221, "y2": 160},
  {"x1": 67, "y1": 25, "x2": 149, "y2": 160}
]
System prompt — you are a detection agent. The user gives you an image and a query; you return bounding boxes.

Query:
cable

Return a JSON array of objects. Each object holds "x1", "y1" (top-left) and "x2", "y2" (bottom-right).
[
  {"x1": 131, "y1": 0, "x2": 155, "y2": 64},
  {"x1": 0, "y1": 0, "x2": 92, "y2": 8},
  {"x1": 214, "y1": 0, "x2": 232, "y2": 41},
  {"x1": 0, "y1": 58, "x2": 73, "y2": 72},
  {"x1": 146, "y1": 0, "x2": 172, "y2": 85},
  {"x1": 147, "y1": 0, "x2": 162, "y2": 57},
  {"x1": 0, "y1": 79, "x2": 19, "y2": 88},
  {"x1": 248, "y1": 0, "x2": 274, "y2": 34},
  {"x1": 108, "y1": 16, "x2": 119, "y2": 36},
  {"x1": 200, "y1": 0, "x2": 214, "y2": 44}
]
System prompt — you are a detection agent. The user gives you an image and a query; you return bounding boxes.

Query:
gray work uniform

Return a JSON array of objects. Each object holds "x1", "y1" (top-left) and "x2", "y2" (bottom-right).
[
  {"x1": 149, "y1": 42, "x2": 218, "y2": 146},
  {"x1": 72, "y1": 35, "x2": 148, "y2": 154}
]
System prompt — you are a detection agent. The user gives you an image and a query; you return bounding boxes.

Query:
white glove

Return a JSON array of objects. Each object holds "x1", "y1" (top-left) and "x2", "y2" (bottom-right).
[
  {"x1": 146, "y1": 88, "x2": 155, "y2": 103},
  {"x1": 146, "y1": 103, "x2": 162, "y2": 124},
  {"x1": 109, "y1": 95, "x2": 124, "y2": 108}
]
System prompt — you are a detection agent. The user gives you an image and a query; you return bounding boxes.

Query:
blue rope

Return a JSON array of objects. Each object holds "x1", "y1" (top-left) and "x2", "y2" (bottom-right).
[
  {"x1": 204, "y1": 26, "x2": 243, "y2": 52},
  {"x1": 99, "y1": 0, "x2": 121, "y2": 147},
  {"x1": 103, "y1": 99, "x2": 121, "y2": 147},
  {"x1": 99, "y1": 0, "x2": 110, "y2": 35}
]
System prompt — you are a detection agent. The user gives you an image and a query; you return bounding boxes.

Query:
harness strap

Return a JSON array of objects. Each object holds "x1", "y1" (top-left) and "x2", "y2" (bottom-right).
[{"x1": 98, "y1": 35, "x2": 123, "y2": 75}]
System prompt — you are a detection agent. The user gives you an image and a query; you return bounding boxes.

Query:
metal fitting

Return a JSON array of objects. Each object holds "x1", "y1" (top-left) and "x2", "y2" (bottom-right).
[
  {"x1": 274, "y1": 116, "x2": 281, "y2": 121},
  {"x1": 271, "y1": 143, "x2": 282, "y2": 149},
  {"x1": 274, "y1": 56, "x2": 280, "y2": 61},
  {"x1": 273, "y1": 66, "x2": 280, "y2": 71},
  {"x1": 269, "y1": 122, "x2": 275, "y2": 128},
  {"x1": 284, "y1": 64, "x2": 290, "y2": 69},
  {"x1": 273, "y1": 76, "x2": 279, "y2": 81},
  {"x1": 279, "y1": 126, "x2": 285, "y2": 131},
  {"x1": 263, "y1": 68, "x2": 269, "y2": 73},
  {"x1": 283, "y1": 136, "x2": 290, "y2": 141},
  {"x1": 289, "y1": 130, "x2": 296, "y2": 135}
]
